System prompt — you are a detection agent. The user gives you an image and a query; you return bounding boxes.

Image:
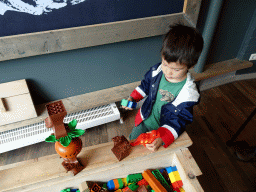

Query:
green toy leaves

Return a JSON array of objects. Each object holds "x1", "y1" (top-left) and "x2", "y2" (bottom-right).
[
  {"x1": 67, "y1": 129, "x2": 85, "y2": 138},
  {"x1": 72, "y1": 129, "x2": 85, "y2": 137},
  {"x1": 60, "y1": 136, "x2": 72, "y2": 147},
  {"x1": 45, "y1": 135, "x2": 57, "y2": 143},
  {"x1": 45, "y1": 119, "x2": 84, "y2": 147},
  {"x1": 68, "y1": 119, "x2": 77, "y2": 130}
]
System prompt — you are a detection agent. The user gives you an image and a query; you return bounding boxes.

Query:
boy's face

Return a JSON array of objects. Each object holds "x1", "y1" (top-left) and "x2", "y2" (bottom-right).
[{"x1": 161, "y1": 57, "x2": 188, "y2": 83}]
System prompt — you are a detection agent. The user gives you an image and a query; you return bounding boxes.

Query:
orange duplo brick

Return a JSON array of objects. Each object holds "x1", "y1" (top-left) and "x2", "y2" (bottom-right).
[
  {"x1": 113, "y1": 179, "x2": 120, "y2": 190},
  {"x1": 142, "y1": 170, "x2": 167, "y2": 192}
]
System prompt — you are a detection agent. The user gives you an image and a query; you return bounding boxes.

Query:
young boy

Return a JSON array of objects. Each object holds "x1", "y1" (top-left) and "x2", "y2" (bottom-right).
[{"x1": 122, "y1": 23, "x2": 204, "y2": 151}]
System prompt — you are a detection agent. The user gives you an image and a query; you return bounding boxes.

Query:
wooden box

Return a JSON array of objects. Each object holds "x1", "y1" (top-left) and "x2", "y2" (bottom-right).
[
  {"x1": 0, "y1": 132, "x2": 203, "y2": 192},
  {"x1": 78, "y1": 149, "x2": 203, "y2": 192},
  {"x1": 0, "y1": 79, "x2": 37, "y2": 126}
]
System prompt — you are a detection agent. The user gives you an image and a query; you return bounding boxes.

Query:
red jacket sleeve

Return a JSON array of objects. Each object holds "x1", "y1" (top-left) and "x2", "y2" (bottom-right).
[
  {"x1": 130, "y1": 67, "x2": 152, "y2": 102},
  {"x1": 158, "y1": 127, "x2": 175, "y2": 148}
]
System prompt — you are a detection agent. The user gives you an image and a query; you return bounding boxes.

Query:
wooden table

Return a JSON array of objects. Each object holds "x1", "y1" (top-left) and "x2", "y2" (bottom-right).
[{"x1": 0, "y1": 132, "x2": 203, "y2": 192}]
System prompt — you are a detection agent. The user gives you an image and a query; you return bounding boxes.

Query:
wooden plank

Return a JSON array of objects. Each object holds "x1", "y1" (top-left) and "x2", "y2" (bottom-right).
[
  {"x1": 179, "y1": 148, "x2": 202, "y2": 176},
  {"x1": 173, "y1": 150, "x2": 204, "y2": 192},
  {"x1": 189, "y1": 58, "x2": 253, "y2": 81},
  {"x1": 0, "y1": 132, "x2": 193, "y2": 191},
  {"x1": 0, "y1": 79, "x2": 29, "y2": 98},
  {"x1": 0, "y1": 132, "x2": 192, "y2": 172},
  {"x1": 183, "y1": 0, "x2": 202, "y2": 26},
  {"x1": 0, "y1": 13, "x2": 191, "y2": 63}
]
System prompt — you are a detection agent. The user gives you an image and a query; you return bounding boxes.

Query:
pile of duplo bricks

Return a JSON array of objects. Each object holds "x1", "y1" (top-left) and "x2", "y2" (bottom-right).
[{"x1": 80, "y1": 166, "x2": 185, "y2": 192}]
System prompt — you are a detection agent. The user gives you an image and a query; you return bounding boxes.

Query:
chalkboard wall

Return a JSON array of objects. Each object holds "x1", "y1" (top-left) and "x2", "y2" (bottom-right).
[{"x1": 0, "y1": 0, "x2": 183, "y2": 37}]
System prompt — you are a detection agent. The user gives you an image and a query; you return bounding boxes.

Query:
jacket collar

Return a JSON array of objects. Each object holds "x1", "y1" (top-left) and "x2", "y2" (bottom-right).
[
  {"x1": 152, "y1": 63, "x2": 162, "y2": 77},
  {"x1": 172, "y1": 72, "x2": 200, "y2": 107}
]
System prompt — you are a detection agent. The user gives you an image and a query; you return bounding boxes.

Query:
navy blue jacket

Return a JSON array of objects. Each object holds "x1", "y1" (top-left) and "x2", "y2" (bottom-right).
[{"x1": 130, "y1": 62, "x2": 200, "y2": 147}]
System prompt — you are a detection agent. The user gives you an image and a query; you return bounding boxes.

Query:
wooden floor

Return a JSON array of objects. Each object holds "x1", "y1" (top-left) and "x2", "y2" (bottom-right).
[{"x1": 1, "y1": 78, "x2": 256, "y2": 191}]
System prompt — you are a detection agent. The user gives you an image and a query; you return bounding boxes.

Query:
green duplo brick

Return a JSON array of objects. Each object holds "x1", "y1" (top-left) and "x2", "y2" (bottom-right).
[
  {"x1": 128, "y1": 183, "x2": 139, "y2": 191},
  {"x1": 127, "y1": 173, "x2": 143, "y2": 183},
  {"x1": 117, "y1": 178, "x2": 124, "y2": 189},
  {"x1": 121, "y1": 99, "x2": 129, "y2": 107},
  {"x1": 102, "y1": 183, "x2": 107, "y2": 189},
  {"x1": 152, "y1": 169, "x2": 172, "y2": 191}
]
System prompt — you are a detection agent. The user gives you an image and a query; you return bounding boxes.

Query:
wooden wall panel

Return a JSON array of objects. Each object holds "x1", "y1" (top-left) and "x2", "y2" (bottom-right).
[
  {"x1": 0, "y1": 0, "x2": 201, "y2": 62},
  {"x1": 183, "y1": 0, "x2": 202, "y2": 27}
]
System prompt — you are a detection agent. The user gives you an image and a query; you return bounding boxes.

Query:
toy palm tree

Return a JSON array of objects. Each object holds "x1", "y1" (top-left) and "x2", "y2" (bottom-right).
[{"x1": 44, "y1": 100, "x2": 85, "y2": 176}]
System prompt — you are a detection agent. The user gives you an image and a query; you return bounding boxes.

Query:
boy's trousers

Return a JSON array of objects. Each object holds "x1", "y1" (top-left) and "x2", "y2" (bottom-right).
[{"x1": 129, "y1": 122, "x2": 155, "y2": 140}]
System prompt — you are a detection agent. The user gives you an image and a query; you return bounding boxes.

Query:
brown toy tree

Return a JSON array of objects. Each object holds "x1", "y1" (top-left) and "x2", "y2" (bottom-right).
[{"x1": 44, "y1": 100, "x2": 85, "y2": 176}]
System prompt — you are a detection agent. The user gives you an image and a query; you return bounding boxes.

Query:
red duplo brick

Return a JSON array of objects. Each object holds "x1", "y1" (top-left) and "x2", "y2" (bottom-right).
[
  {"x1": 137, "y1": 179, "x2": 149, "y2": 186},
  {"x1": 171, "y1": 180, "x2": 183, "y2": 189},
  {"x1": 122, "y1": 186, "x2": 133, "y2": 192}
]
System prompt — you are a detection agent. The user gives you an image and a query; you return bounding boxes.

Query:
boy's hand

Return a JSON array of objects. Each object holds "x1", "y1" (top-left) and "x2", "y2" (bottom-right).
[
  {"x1": 121, "y1": 97, "x2": 134, "y2": 110},
  {"x1": 145, "y1": 137, "x2": 163, "y2": 152}
]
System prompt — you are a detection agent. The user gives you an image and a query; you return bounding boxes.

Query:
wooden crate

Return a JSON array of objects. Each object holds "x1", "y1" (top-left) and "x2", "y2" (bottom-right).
[
  {"x1": 78, "y1": 148, "x2": 203, "y2": 192},
  {"x1": 0, "y1": 132, "x2": 203, "y2": 192}
]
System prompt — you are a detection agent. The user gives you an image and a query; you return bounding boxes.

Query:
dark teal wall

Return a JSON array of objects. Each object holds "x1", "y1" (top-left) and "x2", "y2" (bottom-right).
[
  {"x1": 197, "y1": 0, "x2": 256, "y2": 75},
  {"x1": 236, "y1": 8, "x2": 256, "y2": 75},
  {"x1": 0, "y1": 36, "x2": 163, "y2": 105}
]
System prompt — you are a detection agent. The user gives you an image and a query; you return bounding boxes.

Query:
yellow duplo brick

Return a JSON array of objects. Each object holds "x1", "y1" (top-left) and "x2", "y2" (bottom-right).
[
  {"x1": 174, "y1": 171, "x2": 182, "y2": 181},
  {"x1": 115, "y1": 189, "x2": 122, "y2": 192},
  {"x1": 169, "y1": 171, "x2": 182, "y2": 182},
  {"x1": 122, "y1": 178, "x2": 128, "y2": 186},
  {"x1": 168, "y1": 173, "x2": 176, "y2": 183}
]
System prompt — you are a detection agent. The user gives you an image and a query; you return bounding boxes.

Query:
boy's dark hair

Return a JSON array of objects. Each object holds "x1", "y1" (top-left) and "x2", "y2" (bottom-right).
[{"x1": 161, "y1": 23, "x2": 204, "y2": 69}]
